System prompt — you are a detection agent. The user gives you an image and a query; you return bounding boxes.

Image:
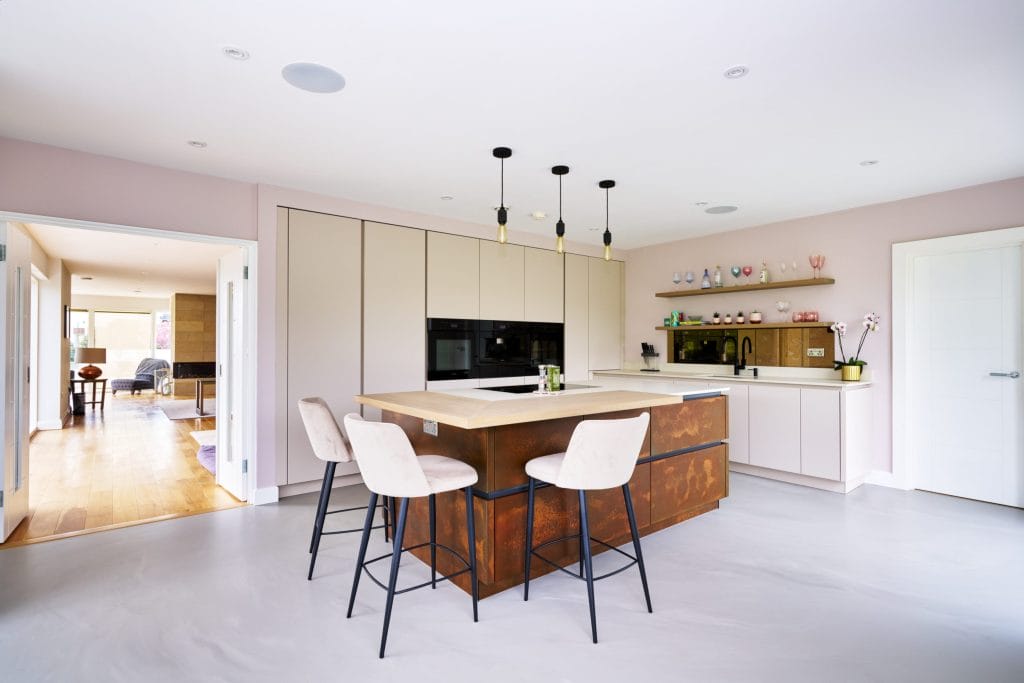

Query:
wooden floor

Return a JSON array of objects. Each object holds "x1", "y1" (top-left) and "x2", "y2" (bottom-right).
[{"x1": 3, "y1": 392, "x2": 244, "y2": 547}]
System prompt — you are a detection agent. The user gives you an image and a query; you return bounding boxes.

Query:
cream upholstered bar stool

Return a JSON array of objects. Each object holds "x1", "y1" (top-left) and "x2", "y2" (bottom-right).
[
  {"x1": 343, "y1": 413, "x2": 480, "y2": 659},
  {"x1": 297, "y1": 398, "x2": 391, "y2": 581},
  {"x1": 523, "y1": 413, "x2": 652, "y2": 644}
]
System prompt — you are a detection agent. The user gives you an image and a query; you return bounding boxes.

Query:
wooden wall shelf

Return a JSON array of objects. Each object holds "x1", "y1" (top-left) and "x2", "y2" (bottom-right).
[
  {"x1": 655, "y1": 277, "x2": 835, "y2": 298},
  {"x1": 656, "y1": 322, "x2": 833, "y2": 331}
]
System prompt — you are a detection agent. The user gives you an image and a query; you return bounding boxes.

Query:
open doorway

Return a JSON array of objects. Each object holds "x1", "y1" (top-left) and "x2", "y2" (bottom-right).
[{"x1": 1, "y1": 216, "x2": 257, "y2": 546}]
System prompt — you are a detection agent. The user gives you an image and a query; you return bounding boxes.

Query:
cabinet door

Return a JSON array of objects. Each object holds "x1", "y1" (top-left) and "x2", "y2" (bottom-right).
[
  {"x1": 800, "y1": 388, "x2": 841, "y2": 480},
  {"x1": 725, "y1": 384, "x2": 750, "y2": 464},
  {"x1": 286, "y1": 209, "x2": 362, "y2": 484},
  {"x1": 479, "y1": 241, "x2": 524, "y2": 321},
  {"x1": 524, "y1": 247, "x2": 563, "y2": 323},
  {"x1": 588, "y1": 258, "x2": 623, "y2": 370},
  {"x1": 748, "y1": 385, "x2": 800, "y2": 473},
  {"x1": 427, "y1": 232, "x2": 479, "y2": 319},
  {"x1": 564, "y1": 254, "x2": 589, "y2": 381},
  {"x1": 364, "y1": 222, "x2": 426, "y2": 421}
]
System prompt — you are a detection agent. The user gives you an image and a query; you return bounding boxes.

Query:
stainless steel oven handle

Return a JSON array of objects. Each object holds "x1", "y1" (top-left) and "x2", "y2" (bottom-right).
[{"x1": 989, "y1": 371, "x2": 1021, "y2": 378}]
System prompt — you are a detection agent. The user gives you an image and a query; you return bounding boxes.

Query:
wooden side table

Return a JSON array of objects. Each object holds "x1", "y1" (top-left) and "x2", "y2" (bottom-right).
[
  {"x1": 70, "y1": 378, "x2": 108, "y2": 410},
  {"x1": 195, "y1": 378, "x2": 216, "y2": 416}
]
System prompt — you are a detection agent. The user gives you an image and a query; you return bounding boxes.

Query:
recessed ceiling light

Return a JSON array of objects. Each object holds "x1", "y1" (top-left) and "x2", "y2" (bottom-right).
[
  {"x1": 705, "y1": 205, "x2": 738, "y2": 214},
  {"x1": 440, "y1": 195, "x2": 454, "y2": 201},
  {"x1": 187, "y1": 140, "x2": 207, "y2": 149},
  {"x1": 859, "y1": 159, "x2": 879, "y2": 166},
  {"x1": 723, "y1": 65, "x2": 749, "y2": 79},
  {"x1": 222, "y1": 46, "x2": 249, "y2": 61},
  {"x1": 282, "y1": 62, "x2": 346, "y2": 93},
  {"x1": 694, "y1": 201, "x2": 708, "y2": 206},
  {"x1": 530, "y1": 211, "x2": 547, "y2": 220}
]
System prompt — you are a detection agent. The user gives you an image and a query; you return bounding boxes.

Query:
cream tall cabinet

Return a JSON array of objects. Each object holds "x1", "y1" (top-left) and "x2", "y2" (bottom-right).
[
  {"x1": 564, "y1": 254, "x2": 591, "y2": 381},
  {"x1": 524, "y1": 247, "x2": 564, "y2": 323},
  {"x1": 363, "y1": 222, "x2": 426, "y2": 421},
  {"x1": 285, "y1": 209, "x2": 362, "y2": 485},
  {"x1": 427, "y1": 232, "x2": 479, "y2": 319},
  {"x1": 565, "y1": 255, "x2": 624, "y2": 379},
  {"x1": 480, "y1": 241, "x2": 525, "y2": 320},
  {"x1": 588, "y1": 258, "x2": 623, "y2": 371}
]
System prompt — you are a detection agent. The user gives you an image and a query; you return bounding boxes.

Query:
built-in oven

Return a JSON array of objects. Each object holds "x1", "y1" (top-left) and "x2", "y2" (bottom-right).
[
  {"x1": 477, "y1": 320, "x2": 531, "y2": 378},
  {"x1": 427, "y1": 318, "x2": 478, "y2": 381}
]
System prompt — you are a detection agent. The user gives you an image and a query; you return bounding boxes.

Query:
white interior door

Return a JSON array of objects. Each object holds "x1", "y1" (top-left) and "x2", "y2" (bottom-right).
[
  {"x1": 215, "y1": 248, "x2": 247, "y2": 501},
  {"x1": 1, "y1": 222, "x2": 31, "y2": 541},
  {"x1": 910, "y1": 245, "x2": 1023, "y2": 507}
]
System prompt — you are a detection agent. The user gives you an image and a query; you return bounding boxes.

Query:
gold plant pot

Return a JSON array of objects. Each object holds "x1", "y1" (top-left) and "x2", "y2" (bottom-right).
[{"x1": 840, "y1": 365, "x2": 862, "y2": 382}]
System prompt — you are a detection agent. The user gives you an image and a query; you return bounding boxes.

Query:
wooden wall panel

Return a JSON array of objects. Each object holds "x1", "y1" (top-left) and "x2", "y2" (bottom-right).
[
  {"x1": 781, "y1": 328, "x2": 803, "y2": 367},
  {"x1": 804, "y1": 327, "x2": 835, "y2": 368},
  {"x1": 754, "y1": 328, "x2": 780, "y2": 366}
]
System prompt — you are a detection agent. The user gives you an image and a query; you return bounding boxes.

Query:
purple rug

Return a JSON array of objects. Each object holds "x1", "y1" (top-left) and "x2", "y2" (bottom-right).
[{"x1": 197, "y1": 444, "x2": 216, "y2": 475}]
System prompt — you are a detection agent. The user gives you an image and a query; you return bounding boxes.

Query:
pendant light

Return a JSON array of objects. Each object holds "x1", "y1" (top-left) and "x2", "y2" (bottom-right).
[
  {"x1": 599, "y1": 179, "x2": 615, "y2": 261},
  {"x1": 493, "y1": 147, "x2": 512, "y2": 244},
  {"x1": 552, "y1": 165, "x2": 569, "y2": 254}
]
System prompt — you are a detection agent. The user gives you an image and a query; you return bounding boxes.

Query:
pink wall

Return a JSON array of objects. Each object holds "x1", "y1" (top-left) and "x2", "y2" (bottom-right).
[
  {"x1": 624, "y1": 176, "x2": 1024, "y2": 473},
  {"x1": 0, "y1": 137, "x2": 256, "y2": 239}
]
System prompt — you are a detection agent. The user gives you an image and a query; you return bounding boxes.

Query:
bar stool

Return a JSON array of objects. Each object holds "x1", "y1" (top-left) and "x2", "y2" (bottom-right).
[
  {"x1": 523, "y1": 412, "x2": 652, "y2": 644},
  {"x1": 343, "y1": 413, "x2": 480, "y2": 659},
  {"x1": 297, "y1": 398, "x2": 391, "y2": 581}
]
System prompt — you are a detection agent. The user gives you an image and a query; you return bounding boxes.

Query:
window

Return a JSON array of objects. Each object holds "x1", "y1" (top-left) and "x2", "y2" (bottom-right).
[
  {"x1": 69, "y1": 309, "x2": 89, "y2": 363},
  {"x1": 154, "y1": 311, "x2": 171, "y2": 361},
  {"x1": 93, "y1": 312, "x2": 154, "y2": 382}
]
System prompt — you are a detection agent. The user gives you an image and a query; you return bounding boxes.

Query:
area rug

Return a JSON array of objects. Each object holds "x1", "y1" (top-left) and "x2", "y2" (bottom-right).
[
  {"x1": 196, "y1": 444, "x2": 216, "y2": 475},
  {"x1": 159, "y1": 400, "x2": 216, "y2": 420}
]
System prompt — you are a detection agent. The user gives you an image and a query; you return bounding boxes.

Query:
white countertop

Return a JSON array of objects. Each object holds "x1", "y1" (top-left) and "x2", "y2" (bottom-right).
[
  {"x1": 594, "y1": 368, "x2": 872, "y2": 390},
  {"x1": 443, "y1": 385, "x2": 727, "y2": 401}
]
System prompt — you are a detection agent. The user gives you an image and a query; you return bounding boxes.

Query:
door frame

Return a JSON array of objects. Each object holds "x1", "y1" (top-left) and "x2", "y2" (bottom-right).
[
  {"x1": 0, "y1": 210, "x2": 260, "y2": 503},
  {"x1": 892, "y1": 225, "x2": 1024, "y2": 492}
]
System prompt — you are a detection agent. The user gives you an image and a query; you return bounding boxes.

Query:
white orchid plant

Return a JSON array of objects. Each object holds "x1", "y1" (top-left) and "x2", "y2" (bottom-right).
[{"x1": 831, "y1": 313, "x2": 880, "y2": 368}]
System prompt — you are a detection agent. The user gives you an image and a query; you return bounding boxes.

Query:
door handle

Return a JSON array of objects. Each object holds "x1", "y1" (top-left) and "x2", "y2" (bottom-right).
[{"x1": 989, "y1": 371, "x2": 1021, "y2": 378}]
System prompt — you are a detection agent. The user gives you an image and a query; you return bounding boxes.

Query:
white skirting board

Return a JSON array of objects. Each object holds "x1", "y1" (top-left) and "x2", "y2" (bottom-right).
[
  {"x1": 729, "y1": 462, "x2": 865, "y2": 494},
  {"x1": 278, "y1": 472, "x2": 365, "y2": 499},
  {"x1": 251, "y1": 487, "x2": 280, "y2": 505}
]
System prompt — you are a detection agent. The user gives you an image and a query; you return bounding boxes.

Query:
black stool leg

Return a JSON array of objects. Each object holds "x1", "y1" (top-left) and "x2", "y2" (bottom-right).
[
  {"x1": 465, "y1": 486, "x2": 479, "y2": 622},
  {"x1": 381, "y1": 496, "x2": 391, "y2": 543},
  {"x1": 380, "y1": 497, "x2": 410, "y2": 659},
  {"x1": 623, "y1": 483, "x2": 653, "y2": 613},
  {"x1": 578, "y1": 497, "x2": 585, "y2": 578},
  {"x1": 307, "y1": 461, "x2": 337, "y2": 580},
  {"x1": 578, "y1": 489, "x2": 598, "y2": 644},
  {"x1": 523, "y1": 477, "x2": 536, "y2": 601},
  {"x1": 346, "y1": 492, "x2": 379, "y2": 618},
  {"x1": 429, "y1": 493, "x2": 437, "y2": 589},
  {"x1": 309, "y1": 461, "x2": 333, "y2": 553}
]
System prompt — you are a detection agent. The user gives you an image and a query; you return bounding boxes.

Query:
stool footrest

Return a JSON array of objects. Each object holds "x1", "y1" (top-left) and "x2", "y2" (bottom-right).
[
  {"x1": 531, "y1": 534, "x2": 639, "y2": 582},
  {"x1": 320, "y1": 502, "x2": 390, "y2": 535},
  {"x1": 361, "y1": 541, "x2": 472, "y2": 595}
]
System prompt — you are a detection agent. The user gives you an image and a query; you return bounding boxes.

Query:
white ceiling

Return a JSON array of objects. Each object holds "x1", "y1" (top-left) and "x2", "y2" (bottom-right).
[
  {"x1": 26, "y1": 223, "x2": 235, "y2": 298},
  {"x1": 1, "y1": 1, "x2": 1022, "y2": 249}
]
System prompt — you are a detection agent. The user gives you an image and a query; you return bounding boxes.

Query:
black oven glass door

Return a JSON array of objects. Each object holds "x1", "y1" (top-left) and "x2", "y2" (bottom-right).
[
  {"x1": 477, "y1": 320, "x2": 531, "y2": 378},
  {"x1": 427, "y1": 318, "x2": 478, "y2": 380},
  {"x1": 527, "y1": 322, "x2": 564, "y2": 372}
]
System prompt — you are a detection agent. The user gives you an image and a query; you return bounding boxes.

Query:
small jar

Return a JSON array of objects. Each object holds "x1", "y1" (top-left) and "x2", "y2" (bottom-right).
[
  {"x1": 736, "y1": 312, "x2": 745, "y2": 324},
  {"x1": 712, "y1": 314, "x2": 721, "y2": 324},
  {"x1": 805, "y1": 311, "x2": 818, "y2": 322},
  {"x1": 792, "y1": 312, "x2": 805, "y2": 322},
  {"x1": 724, "y1": 313, "x2": 732, "y2": 324},
  {"x1": 750, "y1": 311, "x2": 763, "y2": 323}
]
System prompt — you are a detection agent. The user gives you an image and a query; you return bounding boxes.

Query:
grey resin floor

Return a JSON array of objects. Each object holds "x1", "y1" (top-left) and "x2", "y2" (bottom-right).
[{"x1": 2, "y1": 474, "x2": 1022, "y2": 682}]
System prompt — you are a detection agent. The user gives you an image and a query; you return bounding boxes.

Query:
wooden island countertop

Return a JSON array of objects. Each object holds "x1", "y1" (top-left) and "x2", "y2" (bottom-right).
[{"x1": 355, "y1": 389, "x2": 687, "y2": 429}]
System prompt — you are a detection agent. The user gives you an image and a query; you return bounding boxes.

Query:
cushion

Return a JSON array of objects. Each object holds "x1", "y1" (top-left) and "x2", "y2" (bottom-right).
[{"x1": 524, "y1": 452, "x2": 566, "y2": 486}]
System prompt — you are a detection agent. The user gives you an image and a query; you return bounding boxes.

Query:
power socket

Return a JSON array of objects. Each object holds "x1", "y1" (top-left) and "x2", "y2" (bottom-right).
[
  {"x1": 806, "y1": 348, "x2": 825, "y2": 357},
  {"x1": 423, "y1": 419, "x2": 438, "y2": 437}
]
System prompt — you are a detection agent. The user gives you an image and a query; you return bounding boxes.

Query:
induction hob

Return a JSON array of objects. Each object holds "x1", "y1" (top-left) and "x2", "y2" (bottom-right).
[{"x1": 479, "y1": 383, "x2": 593, "y2": 394}]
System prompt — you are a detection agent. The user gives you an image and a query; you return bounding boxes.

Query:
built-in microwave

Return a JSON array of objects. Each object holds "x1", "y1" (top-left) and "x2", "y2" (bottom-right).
[{"x1": 427, "y1": 318, "x2": 478, "y2": 381}]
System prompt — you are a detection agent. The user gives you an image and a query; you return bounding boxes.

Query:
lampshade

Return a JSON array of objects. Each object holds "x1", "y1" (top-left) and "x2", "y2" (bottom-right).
[{"x1": 77, "y1": 347, "x2": 107, "y2": 364}]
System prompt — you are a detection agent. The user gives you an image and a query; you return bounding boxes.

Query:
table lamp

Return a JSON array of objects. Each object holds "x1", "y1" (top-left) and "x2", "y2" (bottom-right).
[{"x1": 77, "y1": 347, "x2": 107, "y2": 379}]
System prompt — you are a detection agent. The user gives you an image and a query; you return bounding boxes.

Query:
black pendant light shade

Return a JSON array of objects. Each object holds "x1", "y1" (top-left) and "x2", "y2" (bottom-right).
[
  {"x1": 552, "y1": 165, "x2": 569, "y2": 254},
  {"x1": 599, "y1": 179, "x2": 615, "y2": 261},
  {"x1": 493, "y1": 147, "x2": 512, "y2": 244}
]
